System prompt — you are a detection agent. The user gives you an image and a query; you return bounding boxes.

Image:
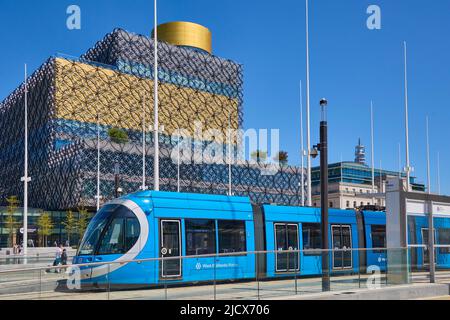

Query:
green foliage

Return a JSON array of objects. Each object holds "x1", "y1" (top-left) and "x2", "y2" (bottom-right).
[
  {"x1": 107, "y1": 127, "x2": 129, "y2": 144},
  {"x1": 251, "y1": 150, "x2": 268, "y2": 163},
  {"x1": 62, "y1": 210, "x2": 77, "y2": 246},
  {"x1": 274, "y1": 151, "x2": 289, "y2": 166},
  {"x1": 37, "y1": 212, "x2": 53, "y2": 247},
  {"x1": 5, "y1": 196, "x2": 20, "y2": 247},
  {"x1": 77, "y1": 208, "x2": 90, "y2": 242}
]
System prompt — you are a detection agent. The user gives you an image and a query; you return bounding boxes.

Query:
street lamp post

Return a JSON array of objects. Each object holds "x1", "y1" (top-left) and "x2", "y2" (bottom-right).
[
  {"x1": 318, "y1": 98, "x2": 330, "y2": 291},
  {"x1": 95, "y1": 114, "x2": 102, "y2": 211},
  {"x1": 22, "y1": 64, "x2": 31, "y2": 258}
]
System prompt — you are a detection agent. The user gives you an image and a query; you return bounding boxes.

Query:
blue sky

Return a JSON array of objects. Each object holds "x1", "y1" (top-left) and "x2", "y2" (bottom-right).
[{"x1": 0, "y1": 0, "x2": 449, "y2": 195}]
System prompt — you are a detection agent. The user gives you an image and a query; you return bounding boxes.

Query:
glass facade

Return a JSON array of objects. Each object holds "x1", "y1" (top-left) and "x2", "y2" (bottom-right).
[
  {"x1": 0, "y1": 207, "x2": 90, "y2": 248},
  {"x1": 312, "y1": 162, "x2": 425, "y2": 192}
]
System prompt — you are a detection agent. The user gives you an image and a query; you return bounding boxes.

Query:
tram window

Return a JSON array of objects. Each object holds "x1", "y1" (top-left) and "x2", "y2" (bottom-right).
[
  {"x1": 371, "y1": 225, "x2": 386, "y2": 251},
  {"x1": 302, "y1": 223, "x2": 322, "y2": 255},
  {"x1": 78, "y1": 205, "x2": 115, "y2": 256},
  {"x1": 185, "y1": 219, "x2": 216, "y2": 256},
  {"x1": 218, "y1": 220, "x2": 247, "y2": 254},
  {"x1": 438, "y1": 229, "x2": 450, "y2": 254},
  {"x1": 98, "y1": 218, "x2": 126, "y2": 255},
  {"x1": 125, "y1": 217, "x2": 141, "y2": 252}
]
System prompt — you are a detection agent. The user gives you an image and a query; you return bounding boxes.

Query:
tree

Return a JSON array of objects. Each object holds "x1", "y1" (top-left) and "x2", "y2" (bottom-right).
[
  {"x1": 107, "y1": 127, "x2": 129, "y2": 144},
  {"x1": 77, "y1": 208, "x2": 90, "y2": 244},
  {"x1": 5, "y1": 196, "x2": 20, "y2": 247},
  {"x1": 250, "y1": 150, "x2": 268, "y2": 164},
  {"x1": 37, "y1": 212, "x2": 53, "y2": 247},
  {"x1": 62, "y1": 210, "x2": 77, "y2": 246},
  {"x1": 274, "y1": 151, "x2": 289, "y2": 166}
]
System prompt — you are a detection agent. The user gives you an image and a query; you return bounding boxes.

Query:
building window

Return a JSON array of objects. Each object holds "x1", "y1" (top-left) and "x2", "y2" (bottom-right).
[
  {"x1": 353, "y1": 201, "x2": 357, "y2": 208},
  {"x1": 346, "y1": 201, "x2": 350, "y2": 208},
  {"x1": 329, "y1": 202, "x2": 333, "y2": 208},
  {"x1": 360, "y1": 202, "x2": 364, "y2": 206},
  {"x1": 313, "y1": 203, "x2": 317, "y2": 207},
  {"x1": 218, "y1": 220, "x2": 246, "y2": 254},
  {"x1": 185, "y1": 219, "x2": 216, "y2": 256}
]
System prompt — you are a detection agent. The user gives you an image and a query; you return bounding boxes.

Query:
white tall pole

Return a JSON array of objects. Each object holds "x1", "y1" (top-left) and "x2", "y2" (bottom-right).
[
  {"x1": 153, "y1": 0, "x2": 160, "y2": 191},
  {"x1": 22, "y1": 64, "x2": 29, "y2": 256},
  {"x1": 96, "y1": 115, "x2": 101, "y2": 211},
  {"x1": 370, "y1": 101, "x2": 375, "y2": 193},
  {"x1": 177, "y1": 131, "x2": 180, "y2": 193},
  {"x1": 437, "y1": 151, "x2": 441, "y2": 195},
  {"x1": 370, "y1": 101, "x2": 375, "y2": 205},
  {"x1": 379, "y1": 160, "x2": 383, "y2": 194},
  {"x1": 305, "y1": 0, "x2": 312, "y2": 206},
  {"x1": 426, "y1": 116, "x2": 431, "y2": 194},
  {"x1": 228, "y1": 115, "x2": 232, "y2": 196},
  {"x1": 403, "y1": 41, "x2": 411, "y2": 191},
  {"x1": 142, "y1": 94, "x2": 146, "y2": 190},
  {"x1": 300, "y1": 81, "x2": 305, "y2": 206},
  {"x1": 398, "y1": 142, "x2": 401, "y2": 178}
]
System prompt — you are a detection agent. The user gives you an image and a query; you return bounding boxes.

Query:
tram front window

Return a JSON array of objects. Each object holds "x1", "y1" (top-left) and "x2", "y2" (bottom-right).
[
  {"x1": 78, "y1": 204, "x2": 141, "y2": 256},
  {"x1": 78, "y1": 205, "x2": 116, "y2": 256},
  {"x1": 98, "y1": 218, "x2": 125, "y2": 255}
]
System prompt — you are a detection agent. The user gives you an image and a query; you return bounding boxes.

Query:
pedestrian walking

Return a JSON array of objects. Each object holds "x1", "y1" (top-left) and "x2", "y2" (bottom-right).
[
  {"x1": 61, "y1": 248, "x2": 68, "y2": 273},
  {"x1": 53, "y1": 244, "x2": 63, "y2": 273}
]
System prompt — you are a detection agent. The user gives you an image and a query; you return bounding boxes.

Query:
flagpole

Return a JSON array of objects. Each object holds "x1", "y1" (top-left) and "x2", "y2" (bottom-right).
[
  {"x1": 305, "y1": 0, "x2": 312, "y2": 206},
  {"x1": 403, "y1": 41, "x2": 411, "y2": 191},
  {"x1": 228, "y1": 114, "x2": 232, "y2": 196},
  {"x1": 96, "y1": 114, "x2": 101, "y2": 211},
  {"x1": 177, "y1": 129, "x2": 181, "y2": 193},
  {"x1": 426, "y1": 116, "x2": 431, "y2": 194},
  {"x1": 437, "y1": 151, "x2": 441, "y2": 195},
  {"x1": 153, "y1": 0, "x2": 160, "y2": 191},
  {"x1": 300, "y1": 81, "x2": 305, "y2": 206},
  {"x1": 142, "y1": 93, "x2": 146, "y2": 190},
  {"x1": 370, "y1": 101, "x2": 375, "y2": 204}
]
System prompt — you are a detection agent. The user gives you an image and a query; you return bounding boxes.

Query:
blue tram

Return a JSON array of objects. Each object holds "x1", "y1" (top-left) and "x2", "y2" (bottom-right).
[
  {"x1": 72, "y1": 190, "x2": 449, "y2": 287},
  {"x1": 408, "y1": 215, "x2": 450, "y2": 269}
]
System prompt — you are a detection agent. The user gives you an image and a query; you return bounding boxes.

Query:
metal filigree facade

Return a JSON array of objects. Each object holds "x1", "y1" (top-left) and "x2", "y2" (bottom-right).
[{"x1": 0, "y1": 28, "x2": 305, "y2": 211}]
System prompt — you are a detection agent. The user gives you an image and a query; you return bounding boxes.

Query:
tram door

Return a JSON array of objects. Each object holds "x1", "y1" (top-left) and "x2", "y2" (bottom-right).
[
  {"x1": 160, "y1": 220, "x2": 182, "y2": 278},
  {"x1": 332, "y1": 225, "x2": 353, "y2": 270},
  {"x1": 275, "y1": 223, "x2": 299, "y2": 272}
]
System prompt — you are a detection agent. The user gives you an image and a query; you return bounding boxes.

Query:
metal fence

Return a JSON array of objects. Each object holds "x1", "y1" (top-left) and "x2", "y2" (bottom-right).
[{"x1": 0, "y1": 247, "x2": 447, "y2": 300}]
